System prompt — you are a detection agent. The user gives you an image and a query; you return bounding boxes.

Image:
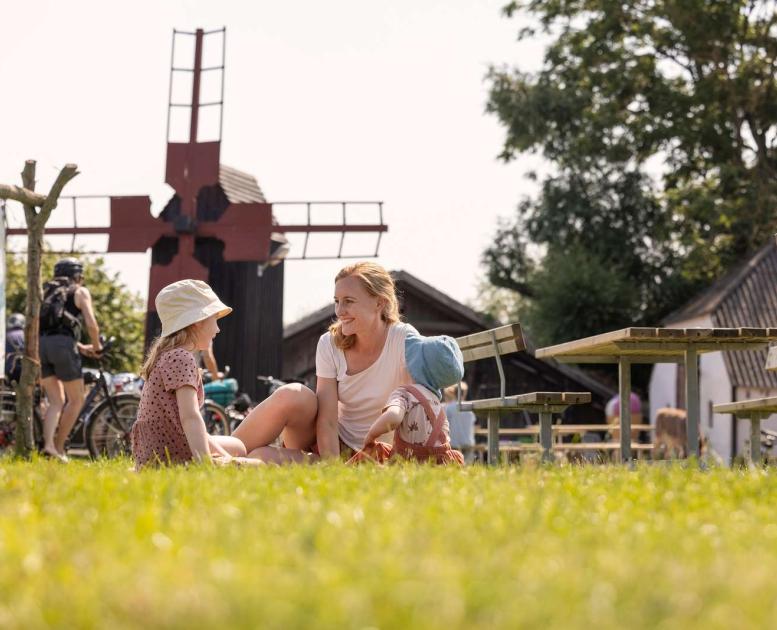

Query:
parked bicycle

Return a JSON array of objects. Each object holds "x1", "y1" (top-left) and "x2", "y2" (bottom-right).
[
  {"x1": 0, "y1": 337, "x2": 140, "y2": 458},
  {"x1": 201, "y1": 367, "x2": 253, "y2": 434},
  {"x1": 197, "y1": 372, "x2": 305, "y2": 436}
]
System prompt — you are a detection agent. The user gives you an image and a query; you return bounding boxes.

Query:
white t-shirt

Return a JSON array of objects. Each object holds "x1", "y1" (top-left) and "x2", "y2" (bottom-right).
[
  {"x1": 445, "y1": 402, "x2": 476, "y2": 448},
  {"x1": 315, "y1": 322, "x2": 416, "y2": 450}
]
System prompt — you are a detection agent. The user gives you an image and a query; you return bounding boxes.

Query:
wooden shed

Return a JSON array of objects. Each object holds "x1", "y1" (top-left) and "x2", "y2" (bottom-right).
[{"x1": 649, "y1": 241, "x2": 777, "y2": 462}]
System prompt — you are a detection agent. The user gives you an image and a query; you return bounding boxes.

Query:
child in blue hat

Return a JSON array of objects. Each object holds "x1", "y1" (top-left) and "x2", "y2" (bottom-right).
[{"x1": 348, "y1": 332, "x2": 466, "y2": 465}]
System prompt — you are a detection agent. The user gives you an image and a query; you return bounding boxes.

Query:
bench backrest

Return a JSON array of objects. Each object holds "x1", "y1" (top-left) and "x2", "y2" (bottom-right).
[
  {"x1": 455, "y1": 323, "x2": 525, "y2": 400},
  {"x1": 455, "y1": 323, "x2": 525, "y2": 363}
]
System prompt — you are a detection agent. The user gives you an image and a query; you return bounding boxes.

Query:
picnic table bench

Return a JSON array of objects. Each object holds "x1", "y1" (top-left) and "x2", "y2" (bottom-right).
[
  {"x1": 535, "y1": 327, "x2": 777, "y2": 461},
  {"x1": 473, "y1": 425, "x2": 655, "y2": 461},
  {"x1": 713, "y1": 397, "x2": 777, "y2": 465},
  {"x1": 455, "y1": 324, "x2": 590, "y2": 464}
]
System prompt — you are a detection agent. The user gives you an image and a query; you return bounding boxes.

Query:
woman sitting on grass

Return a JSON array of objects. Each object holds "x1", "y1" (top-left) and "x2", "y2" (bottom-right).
[
  {"x1": 233, "y1": 261, "x2": 417, "y2": 462},
  {"x1": 131, "y1": 280, "x2": 260, "y2": 469},
  {"x1": 347, "y1": 333, "x2": 466, "y2": 465}
]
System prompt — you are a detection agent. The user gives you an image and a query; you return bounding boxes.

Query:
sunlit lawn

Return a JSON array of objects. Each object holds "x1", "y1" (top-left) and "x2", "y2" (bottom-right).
[{"x1": 1, "y1": 458, "x2": 777, "y2": 629}]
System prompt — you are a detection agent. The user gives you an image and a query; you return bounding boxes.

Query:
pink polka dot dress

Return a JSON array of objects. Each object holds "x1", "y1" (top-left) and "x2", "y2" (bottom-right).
[{"x1": 131, "y1": 348, "x2": 204, "y2": 468}]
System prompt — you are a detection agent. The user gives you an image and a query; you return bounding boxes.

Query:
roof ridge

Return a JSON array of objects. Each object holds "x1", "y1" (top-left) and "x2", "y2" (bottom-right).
[{"x1": 664, "y1": 241, "x2": 774, "y2": 325}]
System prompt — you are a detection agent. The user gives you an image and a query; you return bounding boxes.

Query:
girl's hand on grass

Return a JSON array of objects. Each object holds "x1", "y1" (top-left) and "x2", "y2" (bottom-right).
[
  {"x1": 363, "y1": 437, "x2": 377, "y2": 449},
  {"x1": 231, "y1": 457, "x2": 265, "y2": 467}
]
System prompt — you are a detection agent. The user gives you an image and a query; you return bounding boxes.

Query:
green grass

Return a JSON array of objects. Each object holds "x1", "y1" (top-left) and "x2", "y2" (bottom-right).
[{"x1": 2, "y1": 459, "x2": 777, "y2": 629}]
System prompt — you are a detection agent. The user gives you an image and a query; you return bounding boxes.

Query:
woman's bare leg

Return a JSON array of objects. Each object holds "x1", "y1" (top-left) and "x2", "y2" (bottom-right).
[
  {"x1": 232, "y1": 383, "x2": 318, "y2": 452},
  {"x1": 248, "y1": 445, "x2": 319, "y2": 464},
  {"x1": 41, "y1": 376, "x2": 64, "y2": 455},
  {"x1": 209, "y1": 435, "x2": 247, "y2": 457}
]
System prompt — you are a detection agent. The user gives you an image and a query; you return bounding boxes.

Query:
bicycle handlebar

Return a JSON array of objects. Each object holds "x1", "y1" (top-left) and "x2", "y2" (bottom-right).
[
  {"x1": 256, "y1": 375, "x2": 287, "y2": 387},
  {"x1": 99, "y1": 336, "x2": 117, "y2": 355}
]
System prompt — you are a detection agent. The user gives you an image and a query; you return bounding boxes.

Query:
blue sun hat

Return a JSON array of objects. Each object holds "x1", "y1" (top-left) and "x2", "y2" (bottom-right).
[{"x1": 405, "y1": 332, "x2": 464, "y2": 398}]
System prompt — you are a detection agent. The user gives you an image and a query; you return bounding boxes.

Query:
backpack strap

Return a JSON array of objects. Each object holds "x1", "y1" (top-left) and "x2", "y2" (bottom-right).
[{"x1": 401, "y1": 385, "x2": 448, "y2": 448}]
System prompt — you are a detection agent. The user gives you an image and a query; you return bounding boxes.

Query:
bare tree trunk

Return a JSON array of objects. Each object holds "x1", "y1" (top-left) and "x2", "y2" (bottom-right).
[
  {"x1": 15, "y1": 161, "x2": 40, "y2": 455},
  {"x1": 0, "y1": 159, "x2": 79, "y2": 458}
]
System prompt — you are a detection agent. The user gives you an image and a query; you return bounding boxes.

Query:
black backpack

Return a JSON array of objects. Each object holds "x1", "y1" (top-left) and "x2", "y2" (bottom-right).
[{"x1": 40, "y1": 278, "x2": 80, "y2": 335}]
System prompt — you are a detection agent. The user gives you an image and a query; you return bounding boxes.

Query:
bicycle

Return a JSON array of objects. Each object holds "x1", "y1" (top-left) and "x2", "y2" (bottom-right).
[{"x1": 0, "y1": 337, "x2": 140, "y2": 458}]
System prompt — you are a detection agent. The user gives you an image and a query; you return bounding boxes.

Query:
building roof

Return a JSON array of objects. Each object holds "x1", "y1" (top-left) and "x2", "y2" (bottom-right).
[
  {"x1": 284, "y1": 269, "x2": 614, "y2": 399},
  {"x1": 219, "y1": 164, "x2": 266, "y2": 204},
  {"x1": 665, "y1": 242, "x2": 777, "y2": 389}
]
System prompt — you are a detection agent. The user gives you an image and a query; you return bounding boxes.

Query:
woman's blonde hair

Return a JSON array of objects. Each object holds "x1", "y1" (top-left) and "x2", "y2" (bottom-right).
[
  {"x1": 329, "y1": 262, "x2": 400, "y2": 350},
  {"x1": 140, "y1": 325, "x2": 199, "y2": 379}
]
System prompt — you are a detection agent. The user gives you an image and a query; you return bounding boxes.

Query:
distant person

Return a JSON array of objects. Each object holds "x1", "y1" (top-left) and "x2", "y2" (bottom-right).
[
  {"x1": 39, "y1": 259, "x2": 102, "y2": 461},
  {"x1": 197, "y1": 341, "x2": 223, "y2": 381},
  {"x1": 5, "y1": 313, "x2": 25, "y2": 384},
  {"x1": 605, "y1": 392, "x2": 642, "y2": 441},
  {"x1": 444, "y1": 382, "x2": 477, "y2": 463}
]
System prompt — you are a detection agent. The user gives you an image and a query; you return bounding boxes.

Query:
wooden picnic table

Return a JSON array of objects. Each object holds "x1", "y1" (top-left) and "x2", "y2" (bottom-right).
[
  {"x1": 713, "y1": 397, "x2": 777, "y2": 465},
  {"x1": 535, "y1": 327, "x2": 777, "y2": 461}
]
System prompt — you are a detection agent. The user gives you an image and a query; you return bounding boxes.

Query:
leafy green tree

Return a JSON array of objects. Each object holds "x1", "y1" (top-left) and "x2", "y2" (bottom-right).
[
  {"x1": 484, "y1": 0, "x2": 777, "y2": 342},
  {"x1": 6, "y1": 253, "x2": 145, "y2": 374}
]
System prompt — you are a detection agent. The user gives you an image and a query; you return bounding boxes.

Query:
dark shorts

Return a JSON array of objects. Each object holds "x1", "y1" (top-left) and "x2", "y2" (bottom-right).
[
  {"x1": 285, "y1": 436, "x2": 356, "y2": 460},
  {"x1": 40, "y1": 334, "x2": 82, "y2": 382}
]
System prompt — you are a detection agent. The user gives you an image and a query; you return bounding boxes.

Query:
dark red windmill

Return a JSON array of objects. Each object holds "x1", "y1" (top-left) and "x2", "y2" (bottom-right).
[{"x1": 8, "y1": 28, "x2": 387, "y2": 400}]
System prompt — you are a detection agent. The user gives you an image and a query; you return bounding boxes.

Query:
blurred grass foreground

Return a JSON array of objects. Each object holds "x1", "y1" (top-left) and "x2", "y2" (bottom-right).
[{"x1": 2, "y1": 459, "x2": 777, "y2": 629}]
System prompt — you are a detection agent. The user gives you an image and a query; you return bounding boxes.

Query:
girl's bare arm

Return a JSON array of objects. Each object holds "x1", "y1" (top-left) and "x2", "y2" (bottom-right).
[
  {"x1": 176, "y1": 386, "x2": 211, "y2": 462},
  {"x1": 364, "y1": 405, "x2": 403, "y2": 447}
]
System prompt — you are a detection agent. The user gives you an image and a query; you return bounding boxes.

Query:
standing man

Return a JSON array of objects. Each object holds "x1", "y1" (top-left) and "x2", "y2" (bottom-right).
[{"x1": 39, "y1": 258, "x2": 102, "y2": 460}]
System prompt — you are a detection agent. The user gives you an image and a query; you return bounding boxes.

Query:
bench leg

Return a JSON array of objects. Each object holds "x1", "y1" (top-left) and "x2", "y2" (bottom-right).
[
  {"x1": 685, "y1": 347, "x2": 700, "y2": 460},
  {"x1": 619, "y1": 358, "x2": 632, "y2": 463},
  {"x1": 539, "y1": 411, "x2": 553, "y2": 463},
  {"x1": 487, "y1": 411, "x2": 500, "y2": 466},
  {"x1": 750, "y1": 413, "x2": 762, "y2": 467}
]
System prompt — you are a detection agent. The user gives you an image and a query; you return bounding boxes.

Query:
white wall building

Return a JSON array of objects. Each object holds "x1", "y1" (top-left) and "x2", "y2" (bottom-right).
[{"x1": 649, "y1": 243, "x2": 777, "y2": 464}]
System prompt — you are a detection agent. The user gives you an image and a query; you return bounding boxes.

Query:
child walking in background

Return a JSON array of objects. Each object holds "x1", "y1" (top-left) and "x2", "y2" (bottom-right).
[
  {"x1": 348, "y1": 332, "x2": 465, "y2": 465},
  {"x1": 131, "y1": 279, "x2": 260, "y2": 469}
]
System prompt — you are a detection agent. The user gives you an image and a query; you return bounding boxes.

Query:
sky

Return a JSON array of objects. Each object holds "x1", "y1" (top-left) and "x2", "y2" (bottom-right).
[{"x1": 1, "y1": 0, "x2": 546, "y2": 325}]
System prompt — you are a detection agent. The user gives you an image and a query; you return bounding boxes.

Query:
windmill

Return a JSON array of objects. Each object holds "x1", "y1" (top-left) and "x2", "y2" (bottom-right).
[{"x1": 6, "y1": 28, "x2": 387, "y2": 400}]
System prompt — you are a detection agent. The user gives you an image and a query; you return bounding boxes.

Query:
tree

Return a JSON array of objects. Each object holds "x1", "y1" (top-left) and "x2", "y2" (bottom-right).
[
  {"x1": 5, "y1": 253, "x2": 145, "y2": 374},
  {"x1": 483, "y1": 165, "x2": 695, "y2": 344},
  {"x1": 484, "y1": 0, "x2": 777, "y2": 342},
  {"x1": 0, "y1": 161, "x2": 78, "y2": 456}
]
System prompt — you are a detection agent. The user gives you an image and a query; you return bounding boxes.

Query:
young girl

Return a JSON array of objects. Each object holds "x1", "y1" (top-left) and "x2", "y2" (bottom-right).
[
  {"x1": 348, "y1": 332, "x2": 466, "y2": 465},
  {"x1": 130, "y1": 279, "x2": 258, "y2": 468}
]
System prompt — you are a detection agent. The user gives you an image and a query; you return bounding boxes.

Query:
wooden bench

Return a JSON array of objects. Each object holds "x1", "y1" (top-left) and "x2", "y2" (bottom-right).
[
  {"x1": 473, "y1": 424, "x2": 654, "y2": 437},
  {"x1": 713, "y1": 397, "x2": 777, "y2": 465},
  {"x1": 473, "y1": 425, "x2": 655, "y2": 462},
  {"x1": 455, "y1": 324, "x2": 591, "y2": 464}
]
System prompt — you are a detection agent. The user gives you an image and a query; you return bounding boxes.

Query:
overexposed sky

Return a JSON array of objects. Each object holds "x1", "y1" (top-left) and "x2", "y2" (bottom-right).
[{"x1": 1, "y1": 0, "x2": 545, "y2": 324}]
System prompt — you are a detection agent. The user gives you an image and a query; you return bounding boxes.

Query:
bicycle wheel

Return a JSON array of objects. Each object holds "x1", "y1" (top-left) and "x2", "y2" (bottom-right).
[
  {"x1": 0, "y1": 389, "x2": 43, "y2": 456},
  {"x1": 0, "y1": 389, "x2": 17, "y2": 456},
  {"x1": 202, "y1": 400, "x2": 230, "y2": 436},
  {"x1": 86, "y1": 393, "x2": 140, "y2": 458}
]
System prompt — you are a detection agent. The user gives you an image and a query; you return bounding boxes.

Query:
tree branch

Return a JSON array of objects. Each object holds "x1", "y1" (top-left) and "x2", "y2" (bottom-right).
[
  {"x1": 39, "y1": 163, "x2": 79, "y2": 222},
  {"x1": 0, "y1": 184, "x2": 47, "y2": 207}
]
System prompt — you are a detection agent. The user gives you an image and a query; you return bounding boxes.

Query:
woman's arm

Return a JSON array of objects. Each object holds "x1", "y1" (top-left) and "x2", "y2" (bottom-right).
[
  {"x1": 315, "y1": 377, "x2": 340, "y2": 459},
  {"x1": 176, "y1": 386, "x2": 212, "y2": 462},
  {"x1": 363, "y1": 405, "x2": 403, "y2": 448},
  {"x1": 75, "y1": 286, "x2": 102, "y2": 356}
]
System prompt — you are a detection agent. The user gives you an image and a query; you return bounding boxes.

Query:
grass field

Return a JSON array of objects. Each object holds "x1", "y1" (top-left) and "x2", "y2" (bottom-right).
[{"x1": 1, "y1": 459, "x2": 777, "y2": 629}]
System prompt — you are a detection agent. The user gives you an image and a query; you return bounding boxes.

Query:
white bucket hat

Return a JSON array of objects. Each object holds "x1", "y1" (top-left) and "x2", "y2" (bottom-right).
[{"x1": 155, "y1": 279, "x2": 232, "y2": 338}]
